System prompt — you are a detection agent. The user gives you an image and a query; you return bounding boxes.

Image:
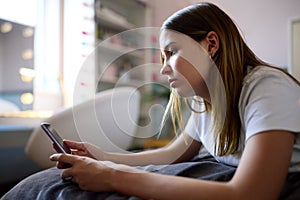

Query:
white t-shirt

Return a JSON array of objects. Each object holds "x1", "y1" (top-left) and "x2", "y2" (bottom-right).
[{"x1": 185, "y1": 66, "x2": 300, "y2": 172}]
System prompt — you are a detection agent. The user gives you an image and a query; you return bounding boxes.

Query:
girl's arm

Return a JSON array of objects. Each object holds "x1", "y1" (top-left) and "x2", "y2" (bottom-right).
[
  {"x1": 105, "y1": 133, "x2": 201, "y2": 165},
  {"x1": 64, "y1": 133, "x2": 201, "y2": 166},
  {"x1": 110, "y1": 130, "x2": 294, "y2": 200}
]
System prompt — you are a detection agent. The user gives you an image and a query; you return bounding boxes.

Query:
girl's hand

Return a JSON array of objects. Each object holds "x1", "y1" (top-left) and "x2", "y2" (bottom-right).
[
  {"x1": 49, "y1": 153, "x2": 136, "y2": 192},
  {"x1": 63, "y1": 140, "x2": 107, "y2": 160}
]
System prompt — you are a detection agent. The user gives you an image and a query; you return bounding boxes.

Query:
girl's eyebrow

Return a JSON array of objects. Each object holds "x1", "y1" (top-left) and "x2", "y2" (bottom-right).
[{"x1": 162, "y1": 41, "x2": 176, "y2": 51}]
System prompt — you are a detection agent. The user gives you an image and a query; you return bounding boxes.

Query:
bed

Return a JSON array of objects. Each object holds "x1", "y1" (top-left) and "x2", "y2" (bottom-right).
[{"x1": 2, "y1": 152, "x2": 300, "y2": 200}]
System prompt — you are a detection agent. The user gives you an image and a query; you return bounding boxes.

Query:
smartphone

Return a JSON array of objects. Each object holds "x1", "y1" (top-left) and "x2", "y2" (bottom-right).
[{"x1": 40, "y1": 122, "x2": 71, "y2": 154}]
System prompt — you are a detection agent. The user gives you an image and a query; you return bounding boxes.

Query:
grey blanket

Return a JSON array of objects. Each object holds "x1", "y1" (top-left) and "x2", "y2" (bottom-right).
[{"x1": 1, "y1": 156, "x2": 300, "y2": 199}]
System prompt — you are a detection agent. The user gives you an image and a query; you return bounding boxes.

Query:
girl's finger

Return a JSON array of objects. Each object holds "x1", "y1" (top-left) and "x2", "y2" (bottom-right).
[
  {"x1": 71, "y1": 150, "x2": 86, "y2": 156},
  {"x1": 61, "y1": 168, "x2": 73, "y2": 180},
  {"x1": 57, "y1": 161, "x2": 72, "y2": 169},
  {"x1": 63, "y1": 140, "x2": 85, "y2": 150},
  {"x1": 50, "y1": 153, "x2": 77, "y2": 165}
]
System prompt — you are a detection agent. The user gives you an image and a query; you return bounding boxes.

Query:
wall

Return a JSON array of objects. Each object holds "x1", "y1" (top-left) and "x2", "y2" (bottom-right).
[
  {"x1": 148, "y1": 0, "x2": 300, "y2": 69},
  {"x1": 291, "y1": 19, "x2": 300, "y2": 80}
]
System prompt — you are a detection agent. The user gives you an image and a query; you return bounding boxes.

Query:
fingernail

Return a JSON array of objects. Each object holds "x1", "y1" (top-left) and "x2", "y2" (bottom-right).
[{"x1": 49, "y1": 154, "x2": 59, "y2": 160}]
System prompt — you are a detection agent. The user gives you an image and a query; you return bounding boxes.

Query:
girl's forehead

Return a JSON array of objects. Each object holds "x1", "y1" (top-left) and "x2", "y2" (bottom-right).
[
  {"x1": 159, "y1": 29, "x2": 197, "y2": 49},
  {"x1": 160, "y1": 30, "x2": 181, "y2": 46}
]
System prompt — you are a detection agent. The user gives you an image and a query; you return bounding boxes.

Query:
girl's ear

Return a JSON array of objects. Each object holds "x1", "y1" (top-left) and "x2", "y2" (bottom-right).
[{"x1": 206, "y1": 31, "x2": 219, "y2": 57}]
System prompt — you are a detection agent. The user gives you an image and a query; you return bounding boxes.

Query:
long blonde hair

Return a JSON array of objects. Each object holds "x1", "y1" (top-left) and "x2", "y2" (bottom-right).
[{"x1": 160, "y1": 2, "x2": 299, "y2": 156}]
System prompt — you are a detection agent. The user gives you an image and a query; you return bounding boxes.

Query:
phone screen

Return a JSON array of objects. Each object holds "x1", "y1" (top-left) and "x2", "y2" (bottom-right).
[{"x1": 41, "y1": 122, "x2": 71, "y2": 154}]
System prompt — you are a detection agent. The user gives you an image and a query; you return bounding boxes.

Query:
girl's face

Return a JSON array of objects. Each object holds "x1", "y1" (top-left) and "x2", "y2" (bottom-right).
[{"x1": 159, "y1": 30, "x2": 211, "y2": 100}]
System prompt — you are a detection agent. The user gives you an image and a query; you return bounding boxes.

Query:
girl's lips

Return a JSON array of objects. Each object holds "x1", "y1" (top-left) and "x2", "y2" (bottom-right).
[
  {"x1": 168, "y1": 78, "x2": 176, "y2": 84},
  {"x1": 168, "y1": 78, "x2": 177, "y2": 87}
]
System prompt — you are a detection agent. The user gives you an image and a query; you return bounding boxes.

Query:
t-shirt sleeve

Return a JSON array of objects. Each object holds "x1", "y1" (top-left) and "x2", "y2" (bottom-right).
[
  {"x1": 242, "y1": 71, "x2": 300, "y2": 141},
  {"x1": 184, "y1": 112, "x2": 201, "y2": 142}
]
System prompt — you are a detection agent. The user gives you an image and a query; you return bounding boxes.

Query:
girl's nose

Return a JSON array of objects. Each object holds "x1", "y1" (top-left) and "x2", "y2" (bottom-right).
[{"x1": 160, "y1": 63, "x2": 172, "y2": 75}]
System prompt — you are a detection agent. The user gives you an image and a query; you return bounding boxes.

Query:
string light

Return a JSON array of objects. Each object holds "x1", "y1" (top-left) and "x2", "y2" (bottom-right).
[
  {"x1": 20, "y1": 93, "x2": 34, "y2": 105},
  {"x1": 19, "y1": 67, "x2": 36, "y2": 82},
  {"x1": 0, "y1": 22, "x2": 12, "y2": 33},
  {"x1": 22, "y1": 27, "x2": 34, "y2": 38},
  {"x1": 22, "y1": 49, "x2": 33, "y2": 60}
]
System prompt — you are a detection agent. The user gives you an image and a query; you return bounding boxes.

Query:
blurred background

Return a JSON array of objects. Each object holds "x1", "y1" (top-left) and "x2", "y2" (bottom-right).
[{"x1": 0, "y1": 0, "x2": 299, "y2": 197}]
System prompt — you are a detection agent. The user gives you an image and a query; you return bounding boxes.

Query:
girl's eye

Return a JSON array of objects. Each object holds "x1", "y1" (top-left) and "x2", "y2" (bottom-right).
[
  {"x1": 161, "y1": 48, "x2": 177, "y2": 61},
  {"x1": 168, "y1": 49, "x2": 176, "y2": 56},
  {"x1": 160, "y1": 54, "x2": 165, "y2": 63}
]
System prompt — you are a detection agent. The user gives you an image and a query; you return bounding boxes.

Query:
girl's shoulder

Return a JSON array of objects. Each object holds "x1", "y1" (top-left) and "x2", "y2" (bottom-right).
[{"x1": 243, "y1": 65, "x2": 298, "y2": 89}]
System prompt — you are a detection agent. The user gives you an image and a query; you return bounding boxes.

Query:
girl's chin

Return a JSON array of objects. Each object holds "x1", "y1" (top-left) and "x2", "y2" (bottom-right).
[{"x1": 174, "y1": 88, "x2": 195, "y2": 98}]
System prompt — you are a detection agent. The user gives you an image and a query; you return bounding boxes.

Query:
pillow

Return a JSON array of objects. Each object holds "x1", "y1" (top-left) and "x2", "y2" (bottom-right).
[{"x1": 0, "y1": 98, "x2": 20, "y2": 113}]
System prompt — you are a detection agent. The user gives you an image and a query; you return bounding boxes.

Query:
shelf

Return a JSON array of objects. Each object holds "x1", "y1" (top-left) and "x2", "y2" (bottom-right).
[
  {"x1": 95, "y1": 11, "x2": 135, "y2": 31},
  {"x1": 98, "y1": 77, "x2": 145, "y2": 87},
  {"x1": 95, "y1": 0, "x2": 147, "y2": 30},
  {"x1": 95, "y1": 0, "x2": 145, "y2": 31},
  {"x1": 96, "y1": 40, "x2": 145, "y2": 59}
]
